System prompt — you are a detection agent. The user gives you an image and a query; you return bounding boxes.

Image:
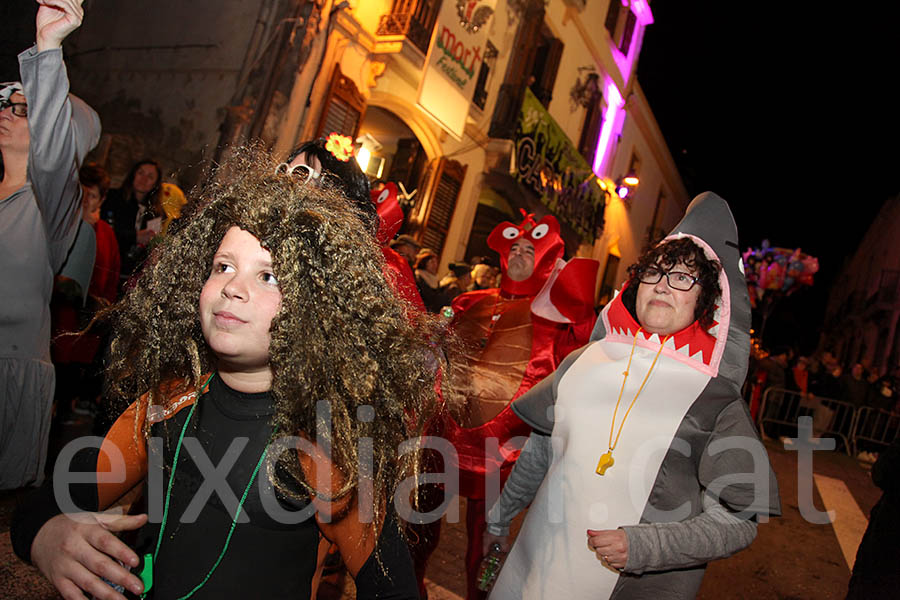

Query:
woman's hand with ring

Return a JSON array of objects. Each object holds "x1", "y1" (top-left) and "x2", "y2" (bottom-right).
[{"x1": 587, "y1": 528, "x2": 628, "y2": 570}]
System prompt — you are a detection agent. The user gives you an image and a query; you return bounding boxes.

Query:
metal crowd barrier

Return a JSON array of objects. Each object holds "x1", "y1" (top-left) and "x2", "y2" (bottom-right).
[
  {"x1": 756, "y1": 387, "x2": 857, "y2": 456},
  {"x1": 851, "y1": 406, "x2": 900, "y2": 455}
]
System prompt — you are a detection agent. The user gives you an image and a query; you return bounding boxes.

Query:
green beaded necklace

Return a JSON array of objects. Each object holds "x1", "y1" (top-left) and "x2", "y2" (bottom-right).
[{"x1": 140, "y1": 374, "x2": 278, "y2": 599}]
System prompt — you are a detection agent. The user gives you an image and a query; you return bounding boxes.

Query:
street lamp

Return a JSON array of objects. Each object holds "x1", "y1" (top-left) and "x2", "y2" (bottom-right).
[{"x1": 614, "y1": 170, "x2": 639, "y2": 198}]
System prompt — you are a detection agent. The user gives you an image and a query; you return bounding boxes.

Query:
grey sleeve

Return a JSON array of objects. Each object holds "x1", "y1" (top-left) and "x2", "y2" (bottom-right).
[
  {"x1": 19, "y1": 45, "x2": 101, "y2": 272},
  {"x1": 621, "y1": 492, "x2": 758, "y2": 575},
  {"x1": 485, "y1": 432, "x2": 552, "y2": 536},
  {"x1": 699, "y1": 399, "x2": 781, "y2": 517}
]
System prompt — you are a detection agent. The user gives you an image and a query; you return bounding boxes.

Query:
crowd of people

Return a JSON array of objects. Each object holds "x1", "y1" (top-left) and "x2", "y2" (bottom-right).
[
  {"x1": 384, "y1": 232, "x2": 502, "y2": 315},
  {"x1": 752, "y1": 349, "x2": 897, "y2": 414},
  {"x1": 4, "y1": 2, "x2": 891, "y2": 600},
  {"x1": 749, "y1": 342, "x2": 899, "y2": 461}
]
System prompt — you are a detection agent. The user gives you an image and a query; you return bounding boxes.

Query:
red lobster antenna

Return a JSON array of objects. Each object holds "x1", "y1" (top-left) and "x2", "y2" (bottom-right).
[{"x1": 518, "y1": 209, "x2": 537, "y2": 231}]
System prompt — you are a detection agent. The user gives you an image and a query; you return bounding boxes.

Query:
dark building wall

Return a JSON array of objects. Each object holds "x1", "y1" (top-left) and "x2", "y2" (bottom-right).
[
  {"x1": 823, "y1": 196, "x2": 900, "y2": 373},
  {"x1": 59, "y1": 0, "x2": 267, "y2": 187},
  {"x1": 0, "y1": 1, "x2": 37, "y2": 81}
]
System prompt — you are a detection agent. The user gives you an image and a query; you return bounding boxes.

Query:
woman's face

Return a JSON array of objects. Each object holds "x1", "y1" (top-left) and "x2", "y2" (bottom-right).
[
  {"x1": 0, "y1": 92, "x2": 29, "y2": 155},
  {"x1": 199, "y1": 226, "x2": 282, "y2": 374},
  {"x1": 133, "y1": 163, "x2": 159, "y2": 195},
  {"x1": 635, "y1": 260, "x2": 702, "y2": 335}
]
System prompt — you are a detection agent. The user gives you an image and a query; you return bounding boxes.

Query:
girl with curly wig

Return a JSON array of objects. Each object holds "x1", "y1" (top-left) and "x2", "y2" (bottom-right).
[{"x1": 12, "y1": 146, "x2": 446, "y2": 599}]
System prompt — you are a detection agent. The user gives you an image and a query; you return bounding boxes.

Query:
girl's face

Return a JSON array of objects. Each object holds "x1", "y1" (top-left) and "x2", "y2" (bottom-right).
[{"x1": 199, "y1": 227, "x2": 282, "y2": 376}]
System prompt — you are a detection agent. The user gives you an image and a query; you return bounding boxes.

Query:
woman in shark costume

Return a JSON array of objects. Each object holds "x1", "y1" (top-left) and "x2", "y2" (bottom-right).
[{"x1": 485, "y1": 193, "x2": 781, "y2": 598}]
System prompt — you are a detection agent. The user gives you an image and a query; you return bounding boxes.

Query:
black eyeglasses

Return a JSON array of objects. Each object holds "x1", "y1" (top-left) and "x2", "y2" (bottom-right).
[
  {"x1": 0, "y1": 99, "x2": 27, "y2": 117},
  {"x1": 274, "y1": 162, "x2": 322, "y2": 184},
  {"x1": 639, "y1": 266, "x2": 700, "y2": 291}
]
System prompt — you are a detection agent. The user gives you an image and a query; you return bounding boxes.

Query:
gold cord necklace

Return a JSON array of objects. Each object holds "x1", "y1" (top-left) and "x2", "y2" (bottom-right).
[{"x1": 596, "y1": 327, "x2": 671, "y2": 475}]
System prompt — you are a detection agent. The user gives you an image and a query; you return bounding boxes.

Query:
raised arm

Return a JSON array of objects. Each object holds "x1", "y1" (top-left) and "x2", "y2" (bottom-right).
[
  {"x1": 36, "y1": 0, "x2": 85, "y2": 52},
  {"x1": 21, "y1": 0, "x2": 100, "y2": 271}
]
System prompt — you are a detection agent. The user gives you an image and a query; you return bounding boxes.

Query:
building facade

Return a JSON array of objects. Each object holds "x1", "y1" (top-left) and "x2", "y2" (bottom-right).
[
  {"x1": 822, "y1": 196, "x2": 900, "y2": 375},
  {"x1": 65, "y1": 0, "x2": 689, "y2": 301}
]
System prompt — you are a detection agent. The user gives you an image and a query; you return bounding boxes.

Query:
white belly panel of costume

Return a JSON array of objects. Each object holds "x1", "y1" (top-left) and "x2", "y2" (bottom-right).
[{"x1": 490, "y1": 338, "x2": 710, "y2": 599}]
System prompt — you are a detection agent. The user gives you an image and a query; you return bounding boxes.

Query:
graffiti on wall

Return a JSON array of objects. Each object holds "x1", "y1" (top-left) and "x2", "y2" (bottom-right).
[{"x1": 515, "y1": 88, "x2": 606, "y2": 242}]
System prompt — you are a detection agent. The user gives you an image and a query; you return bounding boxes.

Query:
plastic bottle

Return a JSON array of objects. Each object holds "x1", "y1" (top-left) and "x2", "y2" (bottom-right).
[{"x1": 477, "y1": 542, "x2": 504, "y2": 592}]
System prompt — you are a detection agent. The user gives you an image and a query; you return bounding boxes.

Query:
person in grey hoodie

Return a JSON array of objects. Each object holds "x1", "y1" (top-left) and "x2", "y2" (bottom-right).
[{"x1": 0, "y1": 0, "x2": 100, "y2": 490}]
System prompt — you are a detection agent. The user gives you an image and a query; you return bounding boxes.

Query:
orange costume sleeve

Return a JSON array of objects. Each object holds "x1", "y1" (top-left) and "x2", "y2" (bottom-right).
[
  {"x1": 297, "y1": 440, "x2": 383, "y2": 578},
  {"x1": 95, "y1": 379, "x2": 203, "y2": 509}
]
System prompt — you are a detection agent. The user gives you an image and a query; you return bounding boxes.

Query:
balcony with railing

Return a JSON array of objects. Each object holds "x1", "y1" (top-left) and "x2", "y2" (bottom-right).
[{"x1": 376, "y1": 0, "x2": 441, "y2": 55}]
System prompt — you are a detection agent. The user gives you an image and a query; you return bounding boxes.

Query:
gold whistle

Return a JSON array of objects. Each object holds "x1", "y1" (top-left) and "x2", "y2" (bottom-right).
[{"x1": 596, "y1": 451, "x2": 614, "y2": 475}]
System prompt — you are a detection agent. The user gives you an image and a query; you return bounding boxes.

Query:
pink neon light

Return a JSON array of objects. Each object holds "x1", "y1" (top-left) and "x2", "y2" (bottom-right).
[
  {"x1": 592, "y1": 83, "x2": 623, "y2": 176},
  {"x1": 612, "y1": 46, "x2": 634, "y2": 84},
  {"x1": 611, "y1": 2, "x2": 653, "y2": 90},
  {"x1": 629, "y1": 0, "x2": 654, "y2": 26}
]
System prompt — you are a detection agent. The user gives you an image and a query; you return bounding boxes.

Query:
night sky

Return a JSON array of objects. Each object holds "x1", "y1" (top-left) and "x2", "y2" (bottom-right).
[{"x1": 637, "y1": 2, "x2": 900, "y2": 353}]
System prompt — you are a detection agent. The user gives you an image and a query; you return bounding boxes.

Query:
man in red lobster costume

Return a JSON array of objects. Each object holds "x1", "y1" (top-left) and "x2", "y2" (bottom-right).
[{"x1": 446, "y1": 211, "x2": 598, "y2": 598}]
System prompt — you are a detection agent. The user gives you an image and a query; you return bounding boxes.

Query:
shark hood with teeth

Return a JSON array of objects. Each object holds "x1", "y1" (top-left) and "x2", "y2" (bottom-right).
[
  {"x1": 589, "y1": 191, "x2": 749, "y2": 389},
  {"x1": 515, "y1": 192, "x2": 751, "y2": 429}
]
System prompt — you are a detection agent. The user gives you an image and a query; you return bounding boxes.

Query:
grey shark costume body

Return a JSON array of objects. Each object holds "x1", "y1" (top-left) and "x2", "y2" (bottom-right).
[{"x1": 486, "y1": 193, "x2": 781, "y2": 599}]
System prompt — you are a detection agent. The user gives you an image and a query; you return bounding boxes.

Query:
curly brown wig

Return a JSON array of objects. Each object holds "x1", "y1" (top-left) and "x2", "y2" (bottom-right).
[
  {"x1": 621, "y1": 236, "x2": 722, "y2": 330},
  {"x1": 102, "y1": 144, "x2": 448, "y2": 533}
]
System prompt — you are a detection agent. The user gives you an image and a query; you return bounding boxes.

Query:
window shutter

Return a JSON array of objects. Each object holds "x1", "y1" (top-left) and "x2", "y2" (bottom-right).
[
  {"x1": 316, "y1": 66, "x2": 366, "y2": 138},
  {"x1": 605, "y1": 0, "x2": 621, "y2": 37},
  {"x1": 387, "y1": 137, "x2": 427, "y2": 194},
  {"x1": 648, "y1": 190, "x2": 667, "y2": 243},
  {"x1": 421, "y1": 159, "x2": 467, "y2": 257},
  {"x1": 530, "y1": 33, "x2": 563, "y2": 106},
  {"x1": 320, "y1": 96, "x2": 359, "y2": 138},
  {"x1": 578, "y1": 92, "x2": 604, "y2": 164},
  {"x1": 620, "y1": 10, "x2": 637, "y2": 55}
]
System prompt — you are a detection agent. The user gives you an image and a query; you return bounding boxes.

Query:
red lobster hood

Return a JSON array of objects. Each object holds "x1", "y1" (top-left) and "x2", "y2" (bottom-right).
[
  {"x1": 488, "y1": 213, "x2": 564, "y2": 297},
  {"x1": 371, "y1": 182, "x2": 404, "y2": 246}
]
